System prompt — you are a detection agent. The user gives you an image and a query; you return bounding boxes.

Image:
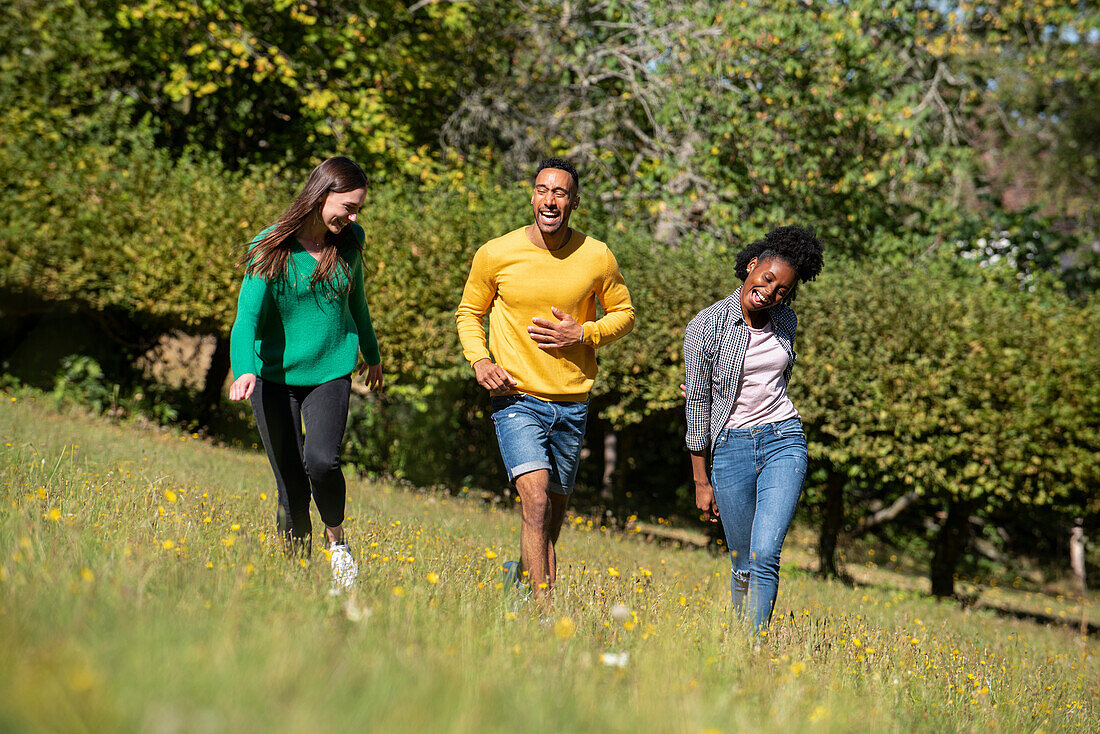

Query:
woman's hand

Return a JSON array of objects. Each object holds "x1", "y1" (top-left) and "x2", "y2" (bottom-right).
[
  {"x1": 229, "y1": 373, "x2": 256, "y2": 401},
  {"x1": 358, "y1": 362, "x2": 384, "y2": 392},
  {"x1": 695, "y1": 480, "x2": 720, "y2": 523},
  {"x1": 679, "y1": 383, "x2": 686, "y2": 399}
]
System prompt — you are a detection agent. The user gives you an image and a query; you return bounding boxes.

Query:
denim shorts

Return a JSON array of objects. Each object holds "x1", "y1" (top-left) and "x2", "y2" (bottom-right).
[{"x1": 490, "y1": 394, "x2": 590, "y2": 495}]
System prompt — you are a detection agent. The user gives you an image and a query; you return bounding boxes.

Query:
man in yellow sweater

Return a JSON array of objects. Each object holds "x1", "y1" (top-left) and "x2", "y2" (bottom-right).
[{"x1": 456, "y1": 158, "x2": 634, "y2": 599}]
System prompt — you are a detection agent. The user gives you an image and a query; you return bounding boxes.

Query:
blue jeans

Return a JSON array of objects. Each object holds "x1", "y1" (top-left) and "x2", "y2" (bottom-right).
[
  {"x1": 490, "y1": 394, "x2": 589, "y2": 495},
  {"x1": 709, "y1": 416, "x2": 807, "y2": 633}
]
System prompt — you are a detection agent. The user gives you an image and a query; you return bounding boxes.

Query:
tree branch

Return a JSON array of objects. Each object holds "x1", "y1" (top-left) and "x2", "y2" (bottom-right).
[
  {"x1": 841, "y1": 490, "x2": 920, "y2": 542},
  {"x1": 408, "y1": 0, "x2": 468, "y2": 13}
]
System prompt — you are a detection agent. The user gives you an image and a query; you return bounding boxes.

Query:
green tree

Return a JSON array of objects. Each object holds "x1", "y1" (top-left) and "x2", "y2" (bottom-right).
[
  {"x1": 0, "y1": 0, "x2": 133, "y2": 145},
  {"x1": 443, "y1": 0, "x2": 977, "y2": 259},
  {"x1": 99, "y1": 0, "x2": 511, "y2": 172},
  {"x1": 919, "y1": 1, "x2": 1100, "y2": 291},
  {"x1": 796, "y1": 257, "x2": 1100, "y2": 596}
]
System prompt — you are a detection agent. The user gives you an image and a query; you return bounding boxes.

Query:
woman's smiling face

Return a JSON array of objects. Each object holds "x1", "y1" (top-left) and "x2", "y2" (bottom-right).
[
  {"x1": 740, "y1": 256, "x2": 799, "y2": 316},
  {"x1": 319, "y1": 187, "x2": 366, "y2": 235}
]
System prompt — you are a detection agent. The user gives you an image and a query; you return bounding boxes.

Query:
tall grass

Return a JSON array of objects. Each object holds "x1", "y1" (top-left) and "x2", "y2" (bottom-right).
[{"x1": 0, "y1": 396, "x2": 1095, "y2": 733}]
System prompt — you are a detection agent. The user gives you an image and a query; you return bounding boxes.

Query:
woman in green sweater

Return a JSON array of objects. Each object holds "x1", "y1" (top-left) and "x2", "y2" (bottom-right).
[{"x1": 228, "y1": 156, "x2": 383, "y2": 590}]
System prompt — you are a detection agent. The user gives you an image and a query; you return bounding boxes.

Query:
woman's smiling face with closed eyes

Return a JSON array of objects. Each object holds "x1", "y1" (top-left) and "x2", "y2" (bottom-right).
[
  {"x1": 319, "y1": 187, "x2": 366, "y2": 235},
  {"x1": 740, "y1": 256, "x2": 799, "y2": 319}
]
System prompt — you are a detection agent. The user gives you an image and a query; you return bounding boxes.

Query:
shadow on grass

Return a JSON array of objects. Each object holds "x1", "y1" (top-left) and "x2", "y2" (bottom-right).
[
  {"x1": 971, "y1": 600, "x2": 1097, "y2": 636},
  {"x1": 797, "y1": 559, "x2": 1098, "y2": 637}
]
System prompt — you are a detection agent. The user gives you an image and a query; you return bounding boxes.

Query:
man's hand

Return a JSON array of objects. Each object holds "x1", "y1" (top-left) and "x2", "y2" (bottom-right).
[
  {"x1": 473, "y1": 358, "x2": 517, "y2": 393},
  {"x1": 357, "y1": 362, "x2": 384, "y2": 392},
  {"x1": 695, "y1": 480, "x2": 720, "y2": 523},
  {"x1": 529, "y1": 306, "x2": 583, "y2": 349},
  {"x1": 229, "y1": 373, "x2": 256, "y2": 401}
]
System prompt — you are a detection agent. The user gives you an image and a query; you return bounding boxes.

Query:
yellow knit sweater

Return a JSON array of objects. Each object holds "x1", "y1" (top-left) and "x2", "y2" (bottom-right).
[{"x1": 455, "y1": 227, "x2": 634, "y2": 401}]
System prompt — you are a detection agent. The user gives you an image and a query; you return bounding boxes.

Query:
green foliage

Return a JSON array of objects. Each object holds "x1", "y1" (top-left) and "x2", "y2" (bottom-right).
[
  {"x1": 357, "y1": 173, "x2": 528, "y2": 384},
  {"x1": 7, "y1": 0, "x2": 1095, "y2": 260},
  {"x1": 97, "y1": 0, "x2": 510, "y2": 172},
  {"x1": 50, "y1": 354, "x2": 180, "y2": 423},
  {"x1": 441, "y1": 0, "x2": 980, "y2": 259},
  {"x1": 953, "y1": 205, "x2": 1098, "y2": 298},
  {"x1": 0, "y1": 0, "x2": 133, "y2": 144},
  {"x1": 935, "y1": 0, "x2": 1100, "y2": 237},
  {"x1": 795, "y1": 255, "x2": 1100, "y2": 526},
  {"x1": 593, "y1": 236, "x2": 733, "y2": 427},
  {"x1": 52, "y1": 355, "x2": 115, "y2": 414},
  {"x1": 343, "y1": 380, "x2": 499, "y2": 489},
  {"x1": 0, "y1": 125, "x2": 291, "y2": 334},
  {"x1": 650, "y1": 0, "x2": 969, "y2": 254}
]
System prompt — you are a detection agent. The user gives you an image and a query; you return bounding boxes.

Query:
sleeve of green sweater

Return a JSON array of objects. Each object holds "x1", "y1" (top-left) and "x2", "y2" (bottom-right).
[
  {"x1": 348, "y1": 249, "x2": 381, "y2": 366},
  {"x1": 229, "y1": 273, "x2": 268, "y2": 378}
]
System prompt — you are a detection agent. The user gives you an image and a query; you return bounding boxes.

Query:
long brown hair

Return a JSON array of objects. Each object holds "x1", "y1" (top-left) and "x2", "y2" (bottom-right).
[{"x1": 237, "y1": 156, "x2": 367, "y2": 293}]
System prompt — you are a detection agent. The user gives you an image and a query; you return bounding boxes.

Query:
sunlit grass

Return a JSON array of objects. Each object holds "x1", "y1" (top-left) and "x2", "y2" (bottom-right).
[{"x1": 1, "y1": 395, "x2": 1095, "y2": 732}]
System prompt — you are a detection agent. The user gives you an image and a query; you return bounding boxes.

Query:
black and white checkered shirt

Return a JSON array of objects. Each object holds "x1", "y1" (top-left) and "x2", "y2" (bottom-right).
[{"x1": 683, "y1": 286, "x2": 798, "y2": 454}]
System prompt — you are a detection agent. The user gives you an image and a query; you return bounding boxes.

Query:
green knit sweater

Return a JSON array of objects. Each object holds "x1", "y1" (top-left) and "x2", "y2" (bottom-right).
[{"x1": 229, "y1": 223, "x2": 380, "y2": 386}]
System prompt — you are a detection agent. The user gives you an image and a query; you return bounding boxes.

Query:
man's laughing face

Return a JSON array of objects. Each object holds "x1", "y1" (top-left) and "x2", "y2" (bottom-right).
[{"x1": 531, "y1": 167, "x2": 578, "y2": 237}]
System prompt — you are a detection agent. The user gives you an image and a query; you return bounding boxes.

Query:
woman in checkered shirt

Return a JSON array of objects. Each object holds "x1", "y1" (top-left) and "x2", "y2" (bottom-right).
[{"x1": 683, "y1": 226, "x2": 824, "y2": 636}]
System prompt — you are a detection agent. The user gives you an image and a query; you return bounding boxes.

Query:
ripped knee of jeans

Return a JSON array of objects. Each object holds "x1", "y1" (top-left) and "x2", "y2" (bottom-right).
[{"x1": 731, "y1": 569, "x2": 751, "y2": 586}]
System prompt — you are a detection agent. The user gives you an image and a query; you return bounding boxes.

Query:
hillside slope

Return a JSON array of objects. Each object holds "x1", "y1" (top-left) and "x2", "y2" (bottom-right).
[{"x1": 0, "y1": 397, "x2": 1095, "y2": 733}]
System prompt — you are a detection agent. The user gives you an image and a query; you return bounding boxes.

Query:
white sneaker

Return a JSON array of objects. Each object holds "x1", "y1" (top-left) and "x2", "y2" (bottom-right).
[{"x1": 329, "y1": 543, "x2": 358, "y2": 591}]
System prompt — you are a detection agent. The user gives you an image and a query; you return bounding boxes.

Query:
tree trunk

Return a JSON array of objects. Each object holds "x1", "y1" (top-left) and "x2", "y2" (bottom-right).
[
  {"x1": 610, "y1": 429, "x2": 633, "y2": 520},
  {"x1": 200, "y1": 336, "x2": 231, "y2": 423},
  {"x1": 1070, "y1": 517, "x2": 1087, "y2": 594},
  {"x1": 817, "y1": 469, "x2": 846, "y2": 578},
  {"x1": 601, "y1": 428, "x2": 617, "y2": 503},
  {"x1": 930, "y1": 499, "x2": 974, "y2": 598}
]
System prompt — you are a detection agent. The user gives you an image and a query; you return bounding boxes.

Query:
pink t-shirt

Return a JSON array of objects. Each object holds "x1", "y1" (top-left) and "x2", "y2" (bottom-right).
[{"x1": 725, "y1": 320, "x2": 799, "y2": 429}]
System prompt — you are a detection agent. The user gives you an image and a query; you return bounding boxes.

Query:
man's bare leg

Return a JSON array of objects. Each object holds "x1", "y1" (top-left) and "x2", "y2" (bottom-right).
[{"x1": 515, "y1": 469, "x2": 552, "y2": 598}]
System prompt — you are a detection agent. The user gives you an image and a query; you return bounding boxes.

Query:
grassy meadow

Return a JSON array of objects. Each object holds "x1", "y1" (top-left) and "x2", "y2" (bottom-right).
[{"x1": 0, "y1": 395, "x2": 1096, "y2": 733}]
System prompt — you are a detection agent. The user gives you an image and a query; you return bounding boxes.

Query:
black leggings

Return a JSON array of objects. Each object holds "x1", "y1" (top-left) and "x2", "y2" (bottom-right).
[{"x1": 250, "y1": 376, "x2": 351, "y2": 545}]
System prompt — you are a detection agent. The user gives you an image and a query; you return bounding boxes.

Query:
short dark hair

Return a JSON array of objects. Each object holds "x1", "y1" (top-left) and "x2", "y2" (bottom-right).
[
  {"x1": 735, "y1": 226, "x2": 824, "y2": 300},
  {"x1": 535, "y1": 157, "x2": 580, "y2": 191}
]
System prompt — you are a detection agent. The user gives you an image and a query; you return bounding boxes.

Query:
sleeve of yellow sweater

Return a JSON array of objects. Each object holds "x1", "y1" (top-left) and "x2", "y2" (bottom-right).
[
  {"x1": 455, "y1": 244, "x2": 495, "y2": 365},
  {"x1": 582, "y1": 248, "x2": 635, "y2": 348}
]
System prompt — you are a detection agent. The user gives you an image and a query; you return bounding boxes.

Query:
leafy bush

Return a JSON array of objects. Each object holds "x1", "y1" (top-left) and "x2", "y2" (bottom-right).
[
  {"x1": 795, "y1": 255, "x2": 1099, "y2": 593},
  {"x1": 50, "y1": 354, "x2": 179, "y2": 424},
  {"x1": 52, "y1": 355, "x2": 115, "y2": 414}
]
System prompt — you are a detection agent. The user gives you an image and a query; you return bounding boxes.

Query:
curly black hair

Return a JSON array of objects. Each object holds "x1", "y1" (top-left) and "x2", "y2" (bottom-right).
[
  {"x1": 535, "y1": 157, "x2": 580, "y2": 191},
  {"x1": 734, "y1": 226, "x2": 824, "y2": 289}
]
